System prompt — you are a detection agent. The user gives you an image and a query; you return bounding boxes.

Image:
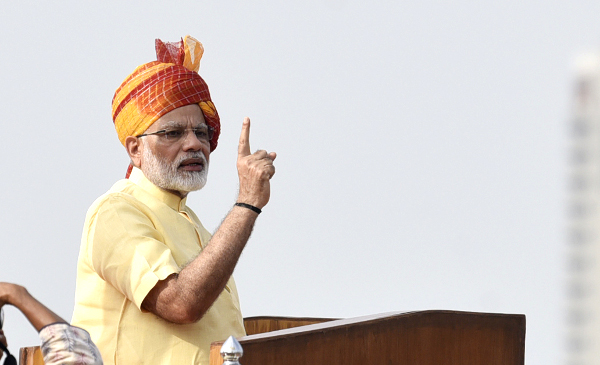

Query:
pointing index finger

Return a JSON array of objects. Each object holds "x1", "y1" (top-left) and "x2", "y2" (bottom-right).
[{"x1": 238, "y1": 117, "x2": 251, "y2": 157}]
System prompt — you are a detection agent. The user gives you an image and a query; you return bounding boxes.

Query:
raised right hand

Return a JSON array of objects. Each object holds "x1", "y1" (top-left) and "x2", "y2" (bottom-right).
[{"x1": 236, "y1": 117, "x2": 276, "y2": 209}]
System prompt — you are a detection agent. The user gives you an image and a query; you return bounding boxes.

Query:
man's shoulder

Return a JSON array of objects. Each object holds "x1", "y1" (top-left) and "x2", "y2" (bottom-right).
[{"x1": 86, "y1": 179, "x2": 147, "y2": 215}]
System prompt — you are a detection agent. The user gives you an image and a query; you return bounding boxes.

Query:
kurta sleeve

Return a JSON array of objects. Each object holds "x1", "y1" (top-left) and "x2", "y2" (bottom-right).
[{"x1": 88, "y1": 194, "x2": 180, "y2": 309}]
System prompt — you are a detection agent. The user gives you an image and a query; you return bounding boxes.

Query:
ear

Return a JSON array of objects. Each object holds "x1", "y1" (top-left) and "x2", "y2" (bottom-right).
[{"x1": 125, "y1": 136, "x2": 143, "y2": 168}]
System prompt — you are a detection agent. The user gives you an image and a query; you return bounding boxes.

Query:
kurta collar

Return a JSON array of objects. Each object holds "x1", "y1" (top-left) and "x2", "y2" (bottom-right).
[{"x1": 128, "y1": 167, "x2": 188, "y2": 211}]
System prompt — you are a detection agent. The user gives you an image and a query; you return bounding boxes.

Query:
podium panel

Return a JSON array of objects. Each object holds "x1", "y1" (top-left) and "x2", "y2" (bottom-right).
[
  {"x1": 210, "y1": 310, "x2": 526, "y2": 365},
  {"x1": 243, "y1": 316, "x2": 336, "y2": 335}
]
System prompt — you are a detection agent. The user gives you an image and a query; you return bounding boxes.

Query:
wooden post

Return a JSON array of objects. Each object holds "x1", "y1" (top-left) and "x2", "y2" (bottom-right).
[{"x1": 19, "y1": 346, "x2": 44, "y2": 365}]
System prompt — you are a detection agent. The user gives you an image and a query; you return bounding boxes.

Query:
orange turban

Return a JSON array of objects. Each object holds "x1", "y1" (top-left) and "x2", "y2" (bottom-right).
[{"x1": 112, "y1": 35, "x2": 220, "y2": 152}]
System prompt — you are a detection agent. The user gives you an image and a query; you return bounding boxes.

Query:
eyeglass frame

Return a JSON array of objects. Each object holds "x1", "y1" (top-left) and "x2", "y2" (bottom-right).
[{"x1": 137, "y1": 125, "x2": 214, "y2": 144}]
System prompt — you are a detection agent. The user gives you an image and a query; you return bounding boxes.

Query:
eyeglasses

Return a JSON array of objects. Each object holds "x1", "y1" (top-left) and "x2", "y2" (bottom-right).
[
  {"x1": 137, "y1": 126, "x2": 214, "y2": 144},
  {"x1": 0, "y1": 308, "x2": 17, "y2": 365}
]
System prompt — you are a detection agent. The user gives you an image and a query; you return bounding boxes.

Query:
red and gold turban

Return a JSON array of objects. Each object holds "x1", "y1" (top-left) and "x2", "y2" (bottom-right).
[{"x1": 112, "y1": 35, "x2": 220, "y2": 152}]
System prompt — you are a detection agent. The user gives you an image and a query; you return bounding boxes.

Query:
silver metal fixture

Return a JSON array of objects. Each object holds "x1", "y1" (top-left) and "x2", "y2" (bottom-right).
[{"x1": 220, "y1": 335, "x2": 243, "y2": 365}]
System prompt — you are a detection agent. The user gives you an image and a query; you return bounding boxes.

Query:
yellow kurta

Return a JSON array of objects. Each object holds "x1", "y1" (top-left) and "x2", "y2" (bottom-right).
[{"x1": 72, "y1": 167, "x2": 245, "y2": 365}]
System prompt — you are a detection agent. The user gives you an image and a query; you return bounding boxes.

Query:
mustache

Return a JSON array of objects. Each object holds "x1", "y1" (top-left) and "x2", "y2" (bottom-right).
[{"x1": 175, "y1": 152, "x2": 207, "y2": 165}]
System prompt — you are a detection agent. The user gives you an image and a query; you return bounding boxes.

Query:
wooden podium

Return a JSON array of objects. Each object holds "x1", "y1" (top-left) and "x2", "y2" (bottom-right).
[
  {"x1": 209, "y1": 310, "x2": 526, "y2": 365},
  {"x1": 19, "y1": 310, "x2": 525, "y2": 365}
]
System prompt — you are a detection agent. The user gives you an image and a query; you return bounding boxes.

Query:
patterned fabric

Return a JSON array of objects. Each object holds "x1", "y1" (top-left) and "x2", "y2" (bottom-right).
[
  {"x1": 112, "y1": 35, "x2": 220, "y2": 152},
  {"x1": 39, "y1": 323, "x2": 103, "y2": 365}
]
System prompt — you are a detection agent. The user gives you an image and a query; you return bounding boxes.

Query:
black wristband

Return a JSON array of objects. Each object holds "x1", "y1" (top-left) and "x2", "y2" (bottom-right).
[{"x1": 235, "y1": 202, "x2": 262, "y2": 215}]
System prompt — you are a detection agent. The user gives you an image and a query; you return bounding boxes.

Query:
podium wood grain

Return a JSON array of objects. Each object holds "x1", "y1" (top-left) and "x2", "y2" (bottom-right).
[{"x1": 210, "y1": 311, "x2": 526, "y2": 365}]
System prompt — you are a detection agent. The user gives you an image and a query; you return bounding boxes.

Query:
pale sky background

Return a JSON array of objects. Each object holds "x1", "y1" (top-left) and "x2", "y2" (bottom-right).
[{"x1": 0, "y1": 1, "x2": 596, "y2": 364}]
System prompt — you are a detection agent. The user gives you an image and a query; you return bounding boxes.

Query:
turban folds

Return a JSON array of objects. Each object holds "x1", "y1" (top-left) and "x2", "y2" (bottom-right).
[{"x1": 112, "y1": 35, "x2": 220, "y2": 152}]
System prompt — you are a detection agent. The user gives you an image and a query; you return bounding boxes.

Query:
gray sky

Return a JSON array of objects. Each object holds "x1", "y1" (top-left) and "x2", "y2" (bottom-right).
[{"x1": 1, "y1": 1, "x2": 595, "y2": 364}]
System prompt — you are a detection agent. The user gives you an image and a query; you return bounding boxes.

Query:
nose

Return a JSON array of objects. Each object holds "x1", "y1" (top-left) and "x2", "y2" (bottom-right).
[{"x1": 181, "y1": 129, "x2": 210, "y2": 156}]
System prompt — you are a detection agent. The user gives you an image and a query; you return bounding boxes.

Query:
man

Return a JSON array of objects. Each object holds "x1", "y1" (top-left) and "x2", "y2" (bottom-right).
[
  {"x1": 0, "y1": 282, "x2": 103, "y2": 365},
  {"x1": 71, "y1": 35, "x2": 276, "y2": 365}
]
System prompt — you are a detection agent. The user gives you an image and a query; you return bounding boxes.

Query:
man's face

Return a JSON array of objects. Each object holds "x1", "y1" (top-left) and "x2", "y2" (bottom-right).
[{"x1": 138, "y1": 104, "x2": 211, "y2": 196}]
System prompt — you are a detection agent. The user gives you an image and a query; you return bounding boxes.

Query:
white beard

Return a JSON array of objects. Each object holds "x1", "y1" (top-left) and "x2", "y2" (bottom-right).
[{"x1": 141, "y1": 142, "x2": 209, "y2": 194}]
